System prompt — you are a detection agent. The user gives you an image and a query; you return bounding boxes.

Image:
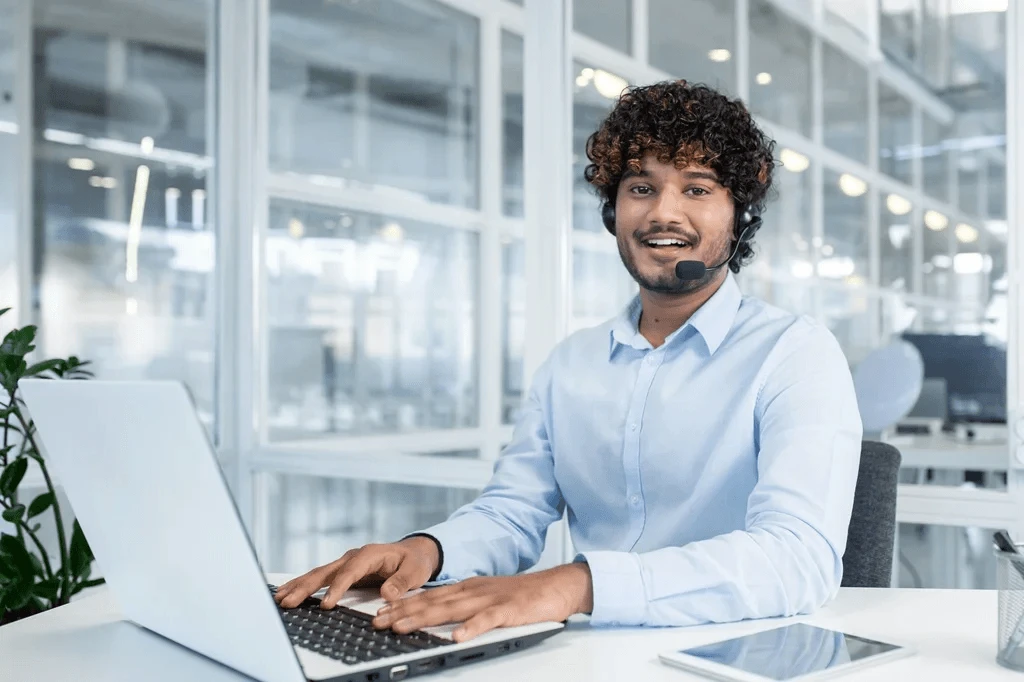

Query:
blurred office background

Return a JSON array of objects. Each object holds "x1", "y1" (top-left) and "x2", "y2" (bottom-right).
[{"x1": 0, "y1": 0, "x2": 1019, "y2": 589}]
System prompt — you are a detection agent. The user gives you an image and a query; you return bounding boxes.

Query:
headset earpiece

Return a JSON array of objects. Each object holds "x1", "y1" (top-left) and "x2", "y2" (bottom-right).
[
  {"x1": 735, "y1": 204, "x2": 762, "y2": 241},
  {"x1": 601, "y1": 203, "x2": 616, "y2": 235}
]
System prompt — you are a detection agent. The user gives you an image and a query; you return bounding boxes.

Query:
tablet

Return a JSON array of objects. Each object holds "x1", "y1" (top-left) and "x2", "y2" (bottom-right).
[{"x1": 658, "y1": 623, "x2": 912, "y2": 682}]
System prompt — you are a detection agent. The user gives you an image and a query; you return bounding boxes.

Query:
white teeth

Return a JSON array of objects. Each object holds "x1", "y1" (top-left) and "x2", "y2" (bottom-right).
[{"x1": 646, "y1": 239, "x2": 686, "y2": 247}]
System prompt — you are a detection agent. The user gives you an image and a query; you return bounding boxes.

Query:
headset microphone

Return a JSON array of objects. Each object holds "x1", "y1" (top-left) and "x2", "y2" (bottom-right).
[{"x1": 673, "y1": 215, "x2": 762, "y2": 281}]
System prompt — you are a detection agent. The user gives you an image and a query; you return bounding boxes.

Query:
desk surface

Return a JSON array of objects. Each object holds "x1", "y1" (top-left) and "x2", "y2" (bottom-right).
[
  {"x1": 885, "y1": 433, "x2": 1008, "y2": 470},
  {"x1": 0, "y1": 574, "x2": 1019, "y2": 681}
]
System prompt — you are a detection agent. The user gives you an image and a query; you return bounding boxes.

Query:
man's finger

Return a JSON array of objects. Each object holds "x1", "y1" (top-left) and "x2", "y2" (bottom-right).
[
  {"x1": 388, "y1": 595, "x2": 493, "y2": 634},
  {"x1": 379, "y1": 559, "x2": 429, "y2": 602},
  {"x1": 276, "y1": 551, "x2": 358, "y2": 608},
  {"x1": 321, "y1": 553, "x2": 386, "y2": 609},
  {"x1": 453, "y1": 606, "x2": 508, "y2": 643},
  {"x1": 277, "y1": 567, "x2": 337, "y2": 609}
]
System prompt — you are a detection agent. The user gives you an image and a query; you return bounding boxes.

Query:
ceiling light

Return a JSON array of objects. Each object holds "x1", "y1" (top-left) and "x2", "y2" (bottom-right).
[
  {"x1": 581, "y1": 67, "x2": 594, "y2": 79},
  {"x1": 790, "y1": 260, "x2": 813, "y2": 279},
  {"x1": 985, "y1": 219, "x2": 1007, "y2": 236},
  {"x1": 708, "y1": 49, "x2": 731, "y2": 62},
  {"x1": 950, "y1": 0, "x2": 1007, "y2": 14},
  {"x1": 953, "y1": 252, "x2": 984, "y2": 274},
  {"x1": 125, "y1": 165, "x2": 150, "y2": 283},
  {"x1": 68, "y1": 157, "x2": 95, "y2": 171},
  {"x1": 932, "y1": 254, "x2": 953, "y2": 268},
  {"x1": 955, "y1": 222, "x2": 979, "y2": 243},
  {"x1": 755, "y1": 72, "x2": 772, "y2": 85},
  {"x1": 885, "y1": 193, "x2": 912, "y2": 215},
  {"x1": 89, "y1": 175, "x2": 117, "y2": 189},
  {"x1": 780, "y1": 148, "x2": 809, "y2": 173},
  {"x1": 924, "y1": 209, "x2": 948, "y2": 231},
  {"x1": 593, "y1": 69, "x2": 628, "y2": 99},
  {"x1": 575, "y1": 75, "x2": 589, "y2": 87},
  {"x1": 821, "y1": 244, "x2": 834, "y2": 256},
  {"x1": 288, "y1": 218, "x2": 305, "y2": 239},
  {"x1": 817, "y1": 257, "x2": 856, "y2": 279},
  {"x1": 838, "y1": 173, "x2": 867, "y2": 197},
  {"x1": 379, "y1": 221, "x2": 404, "y2": 243},
  {"x1": 140, "y1": 136, "x2": 154, "y2": 154}
]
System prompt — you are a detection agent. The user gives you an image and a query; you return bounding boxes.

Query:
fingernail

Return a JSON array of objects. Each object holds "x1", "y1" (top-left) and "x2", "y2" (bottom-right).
[
  {"x1": 453, "y1": 628, "x2": 466, "y2": 641},
  {"x1": 378, "y1": 604, "x2": 392, "y2": 614}
]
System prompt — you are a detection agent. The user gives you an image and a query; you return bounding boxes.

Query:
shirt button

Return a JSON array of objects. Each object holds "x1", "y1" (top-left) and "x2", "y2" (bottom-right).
[
  {"x1": 630, "y1": 495, "x2": 640, "y2": 505},
  {"x1": 630, "y1": 423, "x2": 637, "y2": 431}
]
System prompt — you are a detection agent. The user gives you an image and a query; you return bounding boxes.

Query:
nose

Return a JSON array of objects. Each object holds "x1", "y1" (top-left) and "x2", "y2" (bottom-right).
[{"x1": 647, "y1": 189, "x2": 688, "y2": 229}]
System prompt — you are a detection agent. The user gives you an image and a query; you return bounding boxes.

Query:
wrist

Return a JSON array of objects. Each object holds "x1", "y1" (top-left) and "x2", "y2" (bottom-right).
[
  {"x1": 555, "y1": 561, "x2": 594, "y2": 616},
  {"x1": 400, "y1": 534, "x2": 442, "y2": 579}
]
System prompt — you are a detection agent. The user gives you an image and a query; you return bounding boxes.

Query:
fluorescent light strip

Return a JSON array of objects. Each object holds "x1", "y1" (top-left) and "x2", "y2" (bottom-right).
[{"x1": 125, "y1": 165, "x2": 151, "y2": 283}]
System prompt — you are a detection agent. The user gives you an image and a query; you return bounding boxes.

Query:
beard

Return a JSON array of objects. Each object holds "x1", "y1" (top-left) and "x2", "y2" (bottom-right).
[{"x1": 618, "y1": 233, "x2": 732, "y2": 295}]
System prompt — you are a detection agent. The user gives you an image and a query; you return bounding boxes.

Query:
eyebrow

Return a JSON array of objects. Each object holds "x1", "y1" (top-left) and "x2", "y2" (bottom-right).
[
  {"x1": 681, "y1": 170, "x2": 721, "y2": 183},
  {"x1": 620, "y1": 168, "x2": 721, "y2": 183}
]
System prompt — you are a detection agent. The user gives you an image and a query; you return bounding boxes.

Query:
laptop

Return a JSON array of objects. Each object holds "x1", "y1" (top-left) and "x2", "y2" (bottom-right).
[{"x1": 18, "y1": 379, "x2": 564, "y2": 682}]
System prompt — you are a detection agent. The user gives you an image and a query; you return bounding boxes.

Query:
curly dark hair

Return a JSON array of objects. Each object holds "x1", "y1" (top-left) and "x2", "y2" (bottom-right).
[{"x1": 584, "y1": 80, "x2": 776, "y2": 273}]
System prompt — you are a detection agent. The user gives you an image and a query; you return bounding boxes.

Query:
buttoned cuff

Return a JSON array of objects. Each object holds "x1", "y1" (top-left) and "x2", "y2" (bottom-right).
[
  {"x1": 410, "y1": 516, "x2": 486, "y2": 583},
  {"x1": 577, "y1": 550, "x2": 648, "y2": 626}
]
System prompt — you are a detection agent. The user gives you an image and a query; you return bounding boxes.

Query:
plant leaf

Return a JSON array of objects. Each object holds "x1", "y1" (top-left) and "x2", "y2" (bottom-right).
[
  {"x1": 0, "y1": 307, "x2": 9, "y2": 318},
  {"x1": 0, "y1": 533, "x2": 34, "y2": 579},
  {"x1": 69, "y1": 519, "x2": 94, "y2": 579},
  {"x1": 26, "y1": 492, "x2": 54, "y2": 519},
  {"x1": 32, "y1": 577, "x2": 59, "y2": 604},
  {"x1": 0, "y1": 558, "x2": 18, "y2": 581},
  {"x1": 24, "y1": 359, "x2": 63, "y2": 378},
  {"x1": 3, "y1": 578, "x2": 32, "y2": 610},
  {"x1": 1, "y1": 504, "x2": 25, "y2": 524},
  {"x1": 0, "y1": 457, "x2": 28, "y2": 497}
]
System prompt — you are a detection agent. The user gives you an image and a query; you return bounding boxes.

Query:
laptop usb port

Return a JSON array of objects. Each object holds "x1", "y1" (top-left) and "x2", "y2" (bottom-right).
[
  {"x1": 389, "y1": 665, "x2": 408, "y2": 681},
  {"x1": 415, "y1": 659, "x2": 440, "y2": 672}
]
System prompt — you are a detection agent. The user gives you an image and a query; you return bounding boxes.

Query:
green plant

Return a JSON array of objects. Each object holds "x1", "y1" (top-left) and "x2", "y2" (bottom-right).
[{"x1": 0, "y1": 307, "x2": 103, "y2": 625}]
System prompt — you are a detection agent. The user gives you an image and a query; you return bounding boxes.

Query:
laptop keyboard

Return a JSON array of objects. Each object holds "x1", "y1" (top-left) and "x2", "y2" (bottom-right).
[{"x1": 269, "y1": 586, "x2": 450, "y2": 666}]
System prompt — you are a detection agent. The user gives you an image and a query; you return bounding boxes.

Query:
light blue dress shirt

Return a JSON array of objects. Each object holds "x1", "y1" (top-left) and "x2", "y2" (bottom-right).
[{"x1": 420, "y1": 273, "x2": 863, "y2": 627}]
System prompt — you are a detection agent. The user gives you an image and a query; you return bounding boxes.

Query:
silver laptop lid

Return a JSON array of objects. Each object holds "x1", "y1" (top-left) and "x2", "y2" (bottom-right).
[{"x1": 19, "y1": 379, "x2": 305, "y2": 682}]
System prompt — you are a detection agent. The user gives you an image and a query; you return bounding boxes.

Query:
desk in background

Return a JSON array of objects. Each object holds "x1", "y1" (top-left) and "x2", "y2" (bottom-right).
[{"x1": 0, "y1": 574, "x2": 1020, "y2": 681}]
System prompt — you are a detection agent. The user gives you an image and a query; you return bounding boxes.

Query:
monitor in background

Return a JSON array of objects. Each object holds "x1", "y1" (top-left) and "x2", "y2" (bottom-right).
[{"x1": 900, "y1": 333, "x2": 1006, "y2": 425}]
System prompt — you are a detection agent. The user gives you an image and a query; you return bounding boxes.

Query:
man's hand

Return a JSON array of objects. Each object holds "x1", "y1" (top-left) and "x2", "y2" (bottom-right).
[
  {"x1": 273, "y1": 536, "x2": 440, "y2": 609},
  {"x1": 371, "y1": 562, "x2": 593, "y2": 643}
]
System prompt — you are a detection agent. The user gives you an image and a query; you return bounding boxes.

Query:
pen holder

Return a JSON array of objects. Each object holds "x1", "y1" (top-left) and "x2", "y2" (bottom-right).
[{"x1": 997, "y1": 549, "x2": 1024, "y2": 671}]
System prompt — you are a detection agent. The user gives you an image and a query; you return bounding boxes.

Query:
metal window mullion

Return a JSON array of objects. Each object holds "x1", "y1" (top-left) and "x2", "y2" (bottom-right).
[
  {"x1": 215, "y1": 0, "x2": 266, "y2": 549},
  {"x1": 1008, "y1": 0, "x2": 1023, "y2": 476},
  {"x1": 736, "y1": 0, "x2": 749, "y2": 103},
  {"x1": 810, "y1": 32, "x2": 824, "y2": 316},
  {"x1": 523, "y1": 0, "x2": 571, "y2": 387},
  {"x1": 479, "y1": 13, "x2": 503, "y2": 462},
  {"x1": 13, "y1": 0, "x2": 31, "y2": 330},
  {"x1": 632, "y1": 0, "x2": 649, "y2": 65}
]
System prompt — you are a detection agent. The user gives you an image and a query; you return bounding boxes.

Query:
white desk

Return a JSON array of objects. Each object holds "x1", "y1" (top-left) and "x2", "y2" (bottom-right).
[
  {"x1": 885, "y1": 433, "x2": 1008, "y2": 471},
  {"x1": 1, "y1": 575, "x2": 1020, "y2": 681}
]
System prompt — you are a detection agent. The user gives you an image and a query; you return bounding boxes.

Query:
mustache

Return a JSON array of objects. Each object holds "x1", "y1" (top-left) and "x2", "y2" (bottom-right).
[{"x1": 633, "y1": 227, "x2": 700, "y2": 243}]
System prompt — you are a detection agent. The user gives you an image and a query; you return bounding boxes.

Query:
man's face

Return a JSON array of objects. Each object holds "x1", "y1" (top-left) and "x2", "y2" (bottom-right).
[{"x1": 613, "y1": 154, "x2": 736, "y2": 295}]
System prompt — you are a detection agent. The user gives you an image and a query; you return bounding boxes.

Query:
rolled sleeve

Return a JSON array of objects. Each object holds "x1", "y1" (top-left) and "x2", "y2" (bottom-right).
[{"x1": 577, "y1": 550, "x2": 648, "y2": 626}]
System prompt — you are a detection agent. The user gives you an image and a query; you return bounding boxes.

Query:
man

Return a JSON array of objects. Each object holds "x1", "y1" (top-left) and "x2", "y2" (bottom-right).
[{"x1": 275, "y1": 81, "x2": 863, "y2": 643}]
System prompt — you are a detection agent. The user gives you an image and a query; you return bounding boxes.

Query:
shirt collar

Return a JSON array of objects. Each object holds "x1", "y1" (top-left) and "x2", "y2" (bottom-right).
[{"x1": 609, "y1": 273, "x2": 742, "y2": 357}]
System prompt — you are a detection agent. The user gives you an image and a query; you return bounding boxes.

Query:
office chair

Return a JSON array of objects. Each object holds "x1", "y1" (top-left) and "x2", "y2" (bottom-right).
[{"x1": 841, "y1": 441, "x2": 902, "y2": 588}]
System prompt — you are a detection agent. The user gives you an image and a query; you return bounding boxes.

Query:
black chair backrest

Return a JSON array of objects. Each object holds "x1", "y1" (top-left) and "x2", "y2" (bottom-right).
[{"x1": 841, "y1": 441, "x2": 902, "y2": 588}]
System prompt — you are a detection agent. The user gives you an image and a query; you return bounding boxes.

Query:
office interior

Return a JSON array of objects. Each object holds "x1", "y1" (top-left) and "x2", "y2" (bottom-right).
[{"x1": 0, "y1": 0, "x2": 1019, "y2": 592}]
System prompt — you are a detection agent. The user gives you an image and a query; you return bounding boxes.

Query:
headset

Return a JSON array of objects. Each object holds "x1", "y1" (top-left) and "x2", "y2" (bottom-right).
[{"x1": 601, "y1": 200, "x2": 763, "y2": 280}]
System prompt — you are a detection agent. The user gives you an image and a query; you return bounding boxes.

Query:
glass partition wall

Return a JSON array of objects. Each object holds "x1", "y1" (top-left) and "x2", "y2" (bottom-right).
[{"x1": 3, "y1": 0, "x2": 1019, "y2": 586}]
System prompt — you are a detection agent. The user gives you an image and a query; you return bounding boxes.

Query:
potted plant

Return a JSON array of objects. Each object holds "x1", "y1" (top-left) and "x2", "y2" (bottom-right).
[{"x1": 0, "y1": 307, "x2": 103, "y2": 625}]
